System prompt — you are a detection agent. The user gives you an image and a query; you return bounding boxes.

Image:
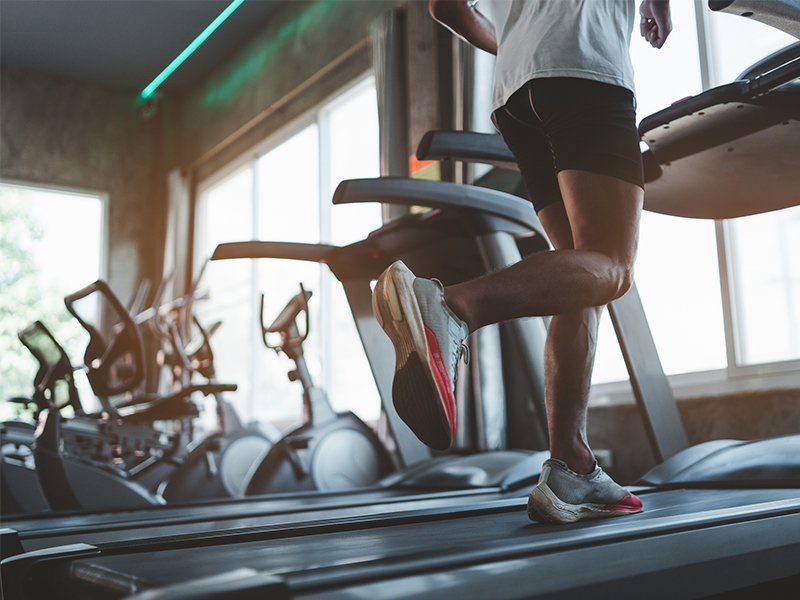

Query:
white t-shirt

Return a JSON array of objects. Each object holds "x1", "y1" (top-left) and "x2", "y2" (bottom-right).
[{"x1": 490, "y1": 0, "x2": 637, "y2": 112}]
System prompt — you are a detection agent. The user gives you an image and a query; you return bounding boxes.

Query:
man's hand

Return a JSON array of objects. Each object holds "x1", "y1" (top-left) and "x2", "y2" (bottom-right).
[
  {"x1": 429, "y1": 0, "x2": 498, "y2": 55},
  {"x1": 640, "y1": 0, "x2": 672, "y2": 49}
]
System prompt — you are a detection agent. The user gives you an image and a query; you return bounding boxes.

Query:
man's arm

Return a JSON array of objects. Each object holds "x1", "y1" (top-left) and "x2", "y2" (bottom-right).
[
  {"x1": 640, "y1": 0, "x2": 672, "y2": 49},
  {"x1": 429, "y1": 0, "x2": 498, "y2": 55}
]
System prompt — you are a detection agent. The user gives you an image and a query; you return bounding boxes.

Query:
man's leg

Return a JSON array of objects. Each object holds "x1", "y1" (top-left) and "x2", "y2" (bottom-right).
[
  {"x1": 444, "y1": 170, "x2": 643, "y2": 474},
  {"x1": 444, "y1": 172, "x2": 641, "y2": 329},
  {"x1": 537, "y1": 199, "x2": 601, "y2": 476}
]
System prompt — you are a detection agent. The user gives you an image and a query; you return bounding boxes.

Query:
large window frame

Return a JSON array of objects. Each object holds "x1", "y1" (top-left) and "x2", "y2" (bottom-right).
[
  {"x1": 0, "y1": 178, "x2": 109, "y2": 282},
  {"x1": 590, "y1": 2, "x2": 800, "y2": 404},
  {"x1": 193, "y1": 75, "x2": 382, "y2": 426},
  {"x1": 0, "y1": 178, "x2": 109, "y2": 416}
]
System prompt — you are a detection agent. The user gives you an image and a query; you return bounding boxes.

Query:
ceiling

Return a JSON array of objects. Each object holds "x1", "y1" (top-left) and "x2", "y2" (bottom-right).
[{"x1": 0, "y1": 0, "x2": 285, "y2": 95}]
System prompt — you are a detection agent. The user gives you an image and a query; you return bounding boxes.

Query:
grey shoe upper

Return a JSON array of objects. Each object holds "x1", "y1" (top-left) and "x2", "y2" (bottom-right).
[
  {"x1": 412, "y1": 277, "x2": 469, "y2": 389},
  {"x1": 538, "y1": 458, "x2": 629, "y2": 506}
]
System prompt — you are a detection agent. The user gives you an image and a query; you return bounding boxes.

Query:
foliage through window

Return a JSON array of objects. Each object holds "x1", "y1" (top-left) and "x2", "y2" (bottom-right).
[{"x1": 0, "y1": 182, "x2": 105, "y2": 418}]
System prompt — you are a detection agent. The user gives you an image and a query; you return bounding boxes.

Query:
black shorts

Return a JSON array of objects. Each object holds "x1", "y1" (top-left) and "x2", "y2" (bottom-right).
[{"x1": 493, "y1": 78, "x2": 644, "y2": 213}]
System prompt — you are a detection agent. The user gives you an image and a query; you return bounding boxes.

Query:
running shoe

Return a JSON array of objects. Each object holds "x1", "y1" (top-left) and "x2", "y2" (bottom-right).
[
  {"x1": 372, "y1": 261, "x2": 469, "y2": 450},
  {"x1": 528, "y1": 458, "x2": 643, "y2": 524}
]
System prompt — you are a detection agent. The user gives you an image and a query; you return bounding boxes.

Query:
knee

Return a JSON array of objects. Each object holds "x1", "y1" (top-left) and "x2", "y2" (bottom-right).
[{"x1": 608, "y1": 260, "x2": 635, "y2": 301}]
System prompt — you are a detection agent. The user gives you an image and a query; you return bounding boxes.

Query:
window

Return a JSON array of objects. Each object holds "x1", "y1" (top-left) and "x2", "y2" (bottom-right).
[
  {"x1": 0, "y1": 181, "x2": 105, "y2": 418},
  {"x1": 195, "y1": 78, "x2": 381, "y2": 429},
  {"x1": 591, "y1": 4, "x2": 800, "y2": 399},
  {"x1": 593, "y1": 213, "x2": 728, "y2": 385},
  {"x1": 725, "y1": 209, "x2": 800, "y2": 367}
]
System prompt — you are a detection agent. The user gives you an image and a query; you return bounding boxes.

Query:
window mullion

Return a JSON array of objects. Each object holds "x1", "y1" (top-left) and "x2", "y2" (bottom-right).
[
  {"x1": 715, "y1": 219, "x2": 739, "y2": 375},
  {"x1": 319, "y1": 113, "x2": 332, "y2": 245},
  {"x1": 250, "y1": 157, "x2": 260, "y2": 422},
  {"x1": 694, "y1": 0, "x2": 715, "y2": 90},
  {"x1": 318, "y1": 109, "x2": 334, "y2": 398}
]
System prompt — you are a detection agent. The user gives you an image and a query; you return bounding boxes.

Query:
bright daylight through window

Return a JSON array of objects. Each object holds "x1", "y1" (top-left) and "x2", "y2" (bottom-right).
[
  {"x1": 0, "y1": 182, "x2": 105, "y2": 418},
  {"x1": 589, "y1": 3, "x2": 800, "y2": 394},
  {"x1": 196, "y1": 78, "x2": 381, "y2": 430}
]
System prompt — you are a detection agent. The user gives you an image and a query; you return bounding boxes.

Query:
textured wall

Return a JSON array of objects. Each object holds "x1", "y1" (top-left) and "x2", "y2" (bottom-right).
[{"x1": 0, "y1": 64, "x2": 175, "y2": 302}]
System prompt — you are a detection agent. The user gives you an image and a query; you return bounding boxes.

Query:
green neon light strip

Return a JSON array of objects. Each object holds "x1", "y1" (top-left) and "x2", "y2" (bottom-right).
[{"x1": 141, "y1": 0, "x2": 247, "y2": 98}]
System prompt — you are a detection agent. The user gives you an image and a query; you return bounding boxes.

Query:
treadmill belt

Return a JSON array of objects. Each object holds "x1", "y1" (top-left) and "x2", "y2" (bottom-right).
[
  {"x1": 14, "y1": 488, "x2": 509, "y2": 552},
  {"x1": 27, "y1": 488, "x2": 800, "y2": 599}
]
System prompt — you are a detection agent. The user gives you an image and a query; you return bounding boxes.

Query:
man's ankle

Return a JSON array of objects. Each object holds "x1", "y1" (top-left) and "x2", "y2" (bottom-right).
[
  {"x1": 549, "y1": 450, "x2": 595, "y2": 475},
  {"x1": 443, "y1": 288, "x2": 474, "y2": 333}
]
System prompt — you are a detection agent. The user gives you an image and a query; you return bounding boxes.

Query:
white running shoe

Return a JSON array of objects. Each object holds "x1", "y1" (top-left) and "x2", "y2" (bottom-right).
[
  {"x1": 528, "y1": 458, "x2": 644, "y2": 524},
  {"x1": 372, "y1": 261, "x2": 469, "y2": 450}
]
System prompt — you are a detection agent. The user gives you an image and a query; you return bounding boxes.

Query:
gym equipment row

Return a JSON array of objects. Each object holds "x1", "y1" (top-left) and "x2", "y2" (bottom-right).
[
  {"x1": 2, "y1": 1, "x2": 799, "y2": 598},
  {"x1": 2, "y1": 274, "x2": 404, "y2": 513}
]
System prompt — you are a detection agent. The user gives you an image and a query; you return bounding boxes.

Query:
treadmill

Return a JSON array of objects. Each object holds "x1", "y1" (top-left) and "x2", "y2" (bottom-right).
[{"x1": 3, "y1": 1, "x2": 800, "y2": 597}]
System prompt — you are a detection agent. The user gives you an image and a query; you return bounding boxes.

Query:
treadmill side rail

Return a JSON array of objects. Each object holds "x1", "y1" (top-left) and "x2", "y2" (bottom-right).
[
  {"x1": 333, "y1": 177, "x2": 545, "y2": 235},
  {"x1": 1, "y1": 543, "x2": 100, "y2": 600},
  {"x1": 416, "y1": 130, "x2": 518, "y2": 168},
  {"x1": 124, "y1": 568, "x2": 291, "y2": 600}
]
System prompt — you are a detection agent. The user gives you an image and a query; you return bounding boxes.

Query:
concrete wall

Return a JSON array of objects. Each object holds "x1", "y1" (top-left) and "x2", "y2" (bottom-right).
[
  {"x1": 588, "y1": 387, "x2": 800, "y2": 484},
  {"x1": 0, "y1": 64, "x2": 176, "y2": 302}
]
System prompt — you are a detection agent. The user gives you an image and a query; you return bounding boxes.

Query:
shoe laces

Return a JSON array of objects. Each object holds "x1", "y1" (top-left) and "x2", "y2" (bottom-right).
[{"x1": 452, "y1": 340, "x2": 470, "y2": 383}]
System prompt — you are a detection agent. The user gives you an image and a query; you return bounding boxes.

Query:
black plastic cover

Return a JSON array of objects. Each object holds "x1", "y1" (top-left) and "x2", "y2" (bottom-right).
[{"x1": 639, "y1": 434, "x2": 800, "y2": 486}]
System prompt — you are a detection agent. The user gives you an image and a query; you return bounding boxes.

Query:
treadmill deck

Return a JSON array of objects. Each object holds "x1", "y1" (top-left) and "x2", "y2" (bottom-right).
[{"x1": 8, "y1": 487, "x2": 800, "y2": 600}]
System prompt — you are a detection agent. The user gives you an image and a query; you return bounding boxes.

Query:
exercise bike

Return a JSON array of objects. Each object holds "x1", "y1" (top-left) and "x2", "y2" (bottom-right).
[{"x1": 245, "y1": 285, "x2": 394, "y2": 495}]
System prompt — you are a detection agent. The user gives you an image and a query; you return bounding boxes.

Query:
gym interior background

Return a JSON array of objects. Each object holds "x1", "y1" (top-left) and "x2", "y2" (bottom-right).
[{"x1": 1, "y1": 0, "x2": 799, "y2": 485}]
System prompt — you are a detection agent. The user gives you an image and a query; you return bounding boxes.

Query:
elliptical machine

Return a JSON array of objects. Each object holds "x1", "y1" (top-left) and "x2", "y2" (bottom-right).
[
  {"x1": 0, "y1": 323, "x2": 82, "y2": 516},
  {"x1": 148, "y1": 275, "x2": 277, "y2": 501},
  {"x1": 25, "y1": 278, "x2": 273, "y2": 511},
  {"x1": 20, "y1": 317, "x2": 170, "y2": 510},
  {"x1": 245, "y1": 285, "x2": 394, "y2": 495}
]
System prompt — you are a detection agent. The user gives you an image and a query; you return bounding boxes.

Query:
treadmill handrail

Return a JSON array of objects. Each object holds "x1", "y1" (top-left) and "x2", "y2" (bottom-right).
[
  {"x1": 333, "y1": 177, "x2": 544, "y2": 237},
  {"x1": 211, "y1": 241, "x2": 337, "y2": 263},
  {"x1": 640, "y1": 54, "x2": 800, "y2": 135},
  {"x1": 211, "y1": 240, "x2": 394, "y2": 283},
  {"x1": 742, "y1": 53, "x2": 800, "y2": 95},
  {"x1": 416, "y1": 130, "x2": 517, "y2": 168},
  {"x1": 736, "y1": 41, "x2": 800, "y2": 81}
]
